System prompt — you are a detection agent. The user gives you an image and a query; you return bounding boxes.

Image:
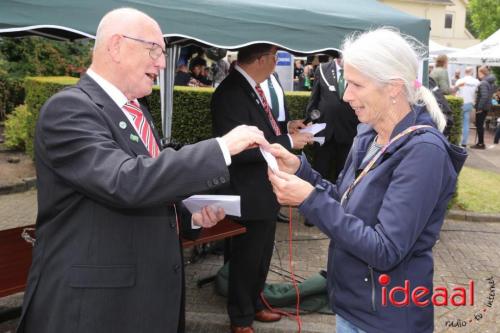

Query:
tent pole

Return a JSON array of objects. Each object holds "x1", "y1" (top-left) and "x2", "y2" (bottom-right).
[{"x1": 160, "y1": 43, "x2": 180, "y2": 143}]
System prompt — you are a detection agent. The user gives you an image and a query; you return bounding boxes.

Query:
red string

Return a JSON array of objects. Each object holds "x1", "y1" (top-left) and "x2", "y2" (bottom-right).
[{"x1": 260, "y1": 206, "x2": 302, "y2": 332}]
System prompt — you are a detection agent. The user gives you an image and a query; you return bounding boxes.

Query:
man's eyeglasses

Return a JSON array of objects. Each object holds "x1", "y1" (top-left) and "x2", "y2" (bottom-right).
[
  {"x1": 261, "y1": 53, "x2": 279, "y2": 62},
  {"x1": 121, "y1": 35, "x2": 167, "y2": 60}
]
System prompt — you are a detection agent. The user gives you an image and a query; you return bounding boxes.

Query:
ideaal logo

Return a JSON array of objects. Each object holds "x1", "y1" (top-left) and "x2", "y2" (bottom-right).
[
  {"x1": 378, "y1": 274, "x2": 474, "y2": 307},
  {"x1": 377, "y1": 274, "x2": 495, "y2": 328}
]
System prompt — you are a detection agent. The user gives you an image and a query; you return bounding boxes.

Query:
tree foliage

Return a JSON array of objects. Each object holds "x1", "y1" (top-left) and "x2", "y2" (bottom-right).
[
  {"x1": 0, "y1": 36, "x2": 93, "y2": 78},
  {"x1": 468, "y1": 0, "x2": 500, "y2": 40}
]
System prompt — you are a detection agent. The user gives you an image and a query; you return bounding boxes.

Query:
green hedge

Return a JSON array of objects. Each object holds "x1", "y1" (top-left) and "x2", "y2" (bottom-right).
[
  {"x1": 20, "y1": 77, "x2": 463, "y2": 160},
  {"x1": 24, "y1": 77, "x2": 79, "y2": 158},
  {"x1": 21, "y1": 77, "x2": 311, "y2": 158},
  {"x1": 4, "y1": 104, "x2": 29, "y2": 150},
  {"x1": 0, "y1": 72, "x2": 25, "y2": 120},
  {"x1": 445, "y1": 95, "x2": 463, "y2": 146}
]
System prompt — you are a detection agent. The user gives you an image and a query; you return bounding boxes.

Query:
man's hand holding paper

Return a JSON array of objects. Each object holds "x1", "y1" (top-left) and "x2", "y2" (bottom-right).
[
  {"x1": 299, "y1": 122, "x2": 327, "y2": 146},
  {"x1": 191, "y1": 206, "x2": 226, "y2": 228}
]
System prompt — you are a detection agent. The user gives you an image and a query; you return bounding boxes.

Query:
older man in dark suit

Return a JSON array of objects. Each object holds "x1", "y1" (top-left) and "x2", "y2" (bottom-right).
[
  {"x1": 17, "y1": 8, "x2": 267, "y2": 333},
  {"x1": 211, "y1": 44, "x2": 313, "y2": 333}
]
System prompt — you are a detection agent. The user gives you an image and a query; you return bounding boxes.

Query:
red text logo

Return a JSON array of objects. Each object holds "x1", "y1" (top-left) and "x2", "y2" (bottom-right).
[{"x1": 378, "y1": 274, "x2": 474, "y2": 307}]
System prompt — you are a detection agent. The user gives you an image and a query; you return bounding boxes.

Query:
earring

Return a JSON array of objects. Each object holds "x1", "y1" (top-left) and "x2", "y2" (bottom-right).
[{"x1": 392, "y1": 99, "x2": 396, "y2": 104}]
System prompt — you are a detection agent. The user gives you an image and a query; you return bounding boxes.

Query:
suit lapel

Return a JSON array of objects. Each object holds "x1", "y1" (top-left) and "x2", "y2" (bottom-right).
[
  {"x1": 330, "y1": 61, "x2": 339, "y2": 92},
  {"x1": 233, "y1": 71, "x2": 277, "y2": 135},
  {"x1": 77, "y1": 75, "x2": 151, "y2": 157}
]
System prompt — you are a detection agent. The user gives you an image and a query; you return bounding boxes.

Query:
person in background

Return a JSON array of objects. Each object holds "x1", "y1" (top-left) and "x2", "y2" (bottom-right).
[
  {"x1": 303, "y1": 55, "x2": 358, "y2": 226},
  {"x1": 303, "y1": 58, "x2": 315, "y2": 91},
  {"x1": 293, "y1": 59, "x2": 305, "y2": 91},
  {"x1": 213, "y1": 56, "x2": 230, "y2": 88},
  {"x1": 17, "y1": 8, "x2": 268, "y2": 333},
  {"x1": 430, "y1": 54, "x2": 451, "y2": 95},
  {"x1": 471, "y1": 66, "x2": 496, "y2": 149},
  {"x1": 174, "y1": 60, "x2": 192, "y2": 86},
  {"x1": 305, "y1": 55, "x2": 358, "y2": 183},
  {"x1": 455, "y1": 66, "x2": 480, "y2": 147},
  {"x1": 451, "y1": 68, "x2": 461, "y2": 87},
  {"x1": 267, "y1": 28, "x2": 466, "y2": 333},
  {"x1": 188, "y1": 59, "x2": 210, "y2": 87},
  {"x1": 260, "y1": 71, "x2": 310, "y2": 222},
  {"x1": 199, "y1": 66, "x2": 213, "y2": 86},
  {"x1": 211, "y1": 44, "x2": 313, "y2": 333}
]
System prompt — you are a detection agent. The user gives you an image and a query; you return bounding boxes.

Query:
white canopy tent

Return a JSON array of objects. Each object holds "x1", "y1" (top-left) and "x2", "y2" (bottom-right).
[
  {"x1": 429, "y1": 40, "x2": 460, "y2": 58},
  {"x1": 448, "y1": 29, "x2": 500, "y2": 66}
]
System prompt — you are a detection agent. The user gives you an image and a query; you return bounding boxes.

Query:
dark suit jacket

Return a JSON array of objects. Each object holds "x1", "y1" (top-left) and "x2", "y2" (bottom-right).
[
  {"x1": 18, "y1": 75, "x2": 229, "y2": 333},
  {"x1": 306, "y1": 61, "x2": 358, "y2": 143},
  {"x1": 211, "y1": 69, "x2": 291, "y2": 221}
]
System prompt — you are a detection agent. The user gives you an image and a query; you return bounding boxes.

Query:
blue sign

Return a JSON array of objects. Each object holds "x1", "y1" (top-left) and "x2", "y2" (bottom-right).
[{"x1": 276, "y1": 51, "x2": 291, "y2": 66}]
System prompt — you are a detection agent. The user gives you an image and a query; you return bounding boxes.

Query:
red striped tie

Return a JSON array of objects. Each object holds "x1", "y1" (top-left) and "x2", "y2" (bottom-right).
[
  {"x1": 255, "y1": 84, "x2": 282, "y2": 136},
  {"x1": 123, "y1": 101, "x2": 160, "y2": 158}
]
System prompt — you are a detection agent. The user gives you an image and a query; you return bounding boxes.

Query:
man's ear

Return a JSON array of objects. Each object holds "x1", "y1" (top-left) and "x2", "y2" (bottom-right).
[{"x1": 108, "y1": 34, "x2": 122, "y2": 63}]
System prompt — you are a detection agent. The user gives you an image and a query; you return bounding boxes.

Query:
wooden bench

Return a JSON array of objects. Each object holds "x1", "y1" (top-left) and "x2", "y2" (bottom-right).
[{"x1": 0, "y1": 218, "x2": 245, "y2": 299}]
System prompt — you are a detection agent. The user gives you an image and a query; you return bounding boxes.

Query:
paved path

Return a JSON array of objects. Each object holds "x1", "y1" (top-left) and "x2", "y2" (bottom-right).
[
  {"x1": 0, "y1": 192, "x2": 499, "y2": 332},
  {"x1": 464, "y1": 127, "x2": 499, "y2": 174}
]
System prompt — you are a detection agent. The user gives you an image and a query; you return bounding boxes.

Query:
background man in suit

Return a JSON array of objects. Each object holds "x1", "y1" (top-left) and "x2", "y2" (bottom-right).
[
  {"x1": 306, "y1": 57, "x2": 358, "y2": 182},
  {"x1": 260, "y1": 72, "x2": 307, "y2": 222},
  {"x1": 17, "y1": 8, "x2": 267, "y2": 333},
  {"x1": 304, "y1": 57, "x2": 358, "y2": 226},
  {"x1": 211, "y1": 44, "x2": 313, "y2": 333}
]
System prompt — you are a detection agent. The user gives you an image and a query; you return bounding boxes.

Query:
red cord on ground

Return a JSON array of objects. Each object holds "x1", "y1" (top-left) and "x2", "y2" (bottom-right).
[{"x1": 260, "y1": 206, "x2": 302, "y2": 332}]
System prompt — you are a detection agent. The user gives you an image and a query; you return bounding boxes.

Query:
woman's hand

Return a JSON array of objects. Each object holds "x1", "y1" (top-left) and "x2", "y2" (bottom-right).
[
  {"x1": 264, "y1": 143, "x2": 301, "y2": 174},
  {"x1": 268, "y1": 169, "x2": 314, "y2": 206}
]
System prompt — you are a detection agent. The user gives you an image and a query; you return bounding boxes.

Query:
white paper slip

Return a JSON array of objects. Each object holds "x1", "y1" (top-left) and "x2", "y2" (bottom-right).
[
  {"x1": 313, "y1": 136, "x2": 325, "y2": 146},
  {"x1": 182, "y1": 195, "x2": 241, "y2": 217},
  {"x1": 259, "y1": 147, "x2": 279, "y2": 173},
  {"x1": 299, "y1": 123, "x2": 326, "y2": 135}
]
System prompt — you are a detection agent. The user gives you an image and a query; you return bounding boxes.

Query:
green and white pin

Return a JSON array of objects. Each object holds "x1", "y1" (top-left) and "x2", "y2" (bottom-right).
[
  {"x1": 130, "y1": 133, "x2": 139, "y2": 143},
  {"x1": 119, "y1": 121, "x2": 127, "y2": 129}
]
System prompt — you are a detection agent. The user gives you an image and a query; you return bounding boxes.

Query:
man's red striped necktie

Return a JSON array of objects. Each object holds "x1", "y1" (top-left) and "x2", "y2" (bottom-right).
[
  {"x1": 255, "y1": 84, "x2": 282, "y2": 136},
  {"x1": 123, "y1": 101, "x2": 160, "y2": 157}
]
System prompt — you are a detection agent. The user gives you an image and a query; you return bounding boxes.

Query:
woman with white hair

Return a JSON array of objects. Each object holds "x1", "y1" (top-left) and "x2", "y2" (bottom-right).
[{"x1": 267, "y1": 28, "x2": 467, "y2": 333}]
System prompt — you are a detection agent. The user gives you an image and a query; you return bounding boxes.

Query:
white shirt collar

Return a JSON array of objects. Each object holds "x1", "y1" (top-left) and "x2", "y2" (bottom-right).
[
  {"x1": 234, "y1": 64, "x2": 258, "y2": 88},
  {"x1": 86, "y1": 69, "x2": 132, "y2": 108}
]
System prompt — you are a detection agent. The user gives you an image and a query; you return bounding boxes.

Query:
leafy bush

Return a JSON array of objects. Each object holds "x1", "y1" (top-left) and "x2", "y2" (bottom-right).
[
  {"x1": 23, "y1": 77, "x2": 312, "y2": 158},
  {"x1": 4, "y1": 104, "x2": 29, "y2": 150},
  {"x1": 24, "y1": 77, "x2": 79, "y2": 158},
  {"x1": 22, "y1": 77, "x2": 464, "y2": 161},
  {"x1": 445, "y1": 95, "x2": 463, "y2": 146},
  {"x1": 0, "y1": 71, "x2": 25, "y2": 120}
]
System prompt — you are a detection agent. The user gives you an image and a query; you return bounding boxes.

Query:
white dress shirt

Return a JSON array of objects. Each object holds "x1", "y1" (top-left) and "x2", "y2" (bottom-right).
[{"x1": 234, "y1": 65, "x2": 292, "y2": 146}]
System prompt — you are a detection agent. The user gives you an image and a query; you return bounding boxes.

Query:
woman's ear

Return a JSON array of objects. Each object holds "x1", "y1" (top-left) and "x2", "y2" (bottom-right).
[{"x1": 388, "y1": 79, "x2": 405, "y2": 99}]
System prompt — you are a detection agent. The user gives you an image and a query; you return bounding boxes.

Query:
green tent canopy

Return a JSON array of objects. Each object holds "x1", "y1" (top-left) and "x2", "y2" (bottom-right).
[
  {"x1": 0, "y1": 0, "x2": 430, "y2": 139},
  {"x1": 0, "y1": 0, "x2": 429, "y2": 52}
]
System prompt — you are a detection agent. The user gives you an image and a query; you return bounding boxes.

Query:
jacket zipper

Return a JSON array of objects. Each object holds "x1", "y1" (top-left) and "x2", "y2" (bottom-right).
[{"x1": 368, "y1": 265, "x2": 377, "y2": 312}]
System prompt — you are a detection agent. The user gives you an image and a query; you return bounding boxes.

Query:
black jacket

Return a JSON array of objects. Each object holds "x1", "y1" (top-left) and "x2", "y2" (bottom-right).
[
  {"x1": 18, "y1": 75, "x2": 229, "y2": 333},
  {"x1": 211, "y1": 69, "x2": 291, "y2": 220},
  {"x1": 306, "y1": 61, "x2": 358, "y2": 143},
  {"x1": 476, "y1": 74, "x2": 496, "y2": 112}
]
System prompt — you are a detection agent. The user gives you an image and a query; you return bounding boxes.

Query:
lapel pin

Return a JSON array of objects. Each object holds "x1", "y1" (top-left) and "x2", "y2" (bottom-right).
[
  {"x1": 119, "y1": 121, "x2": 127, "y2": 129},
  {"x1": 329, "y1": 86, "x2": 336, "y2": 91},
  {"x1": 130, "y1": 134, "x2": 139, "y2": 143}
]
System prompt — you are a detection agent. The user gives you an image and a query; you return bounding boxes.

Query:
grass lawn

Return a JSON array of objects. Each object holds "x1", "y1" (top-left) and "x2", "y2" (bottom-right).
[{"x1": 454, "y1": 166, "x2": 500, "y2": 213}]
